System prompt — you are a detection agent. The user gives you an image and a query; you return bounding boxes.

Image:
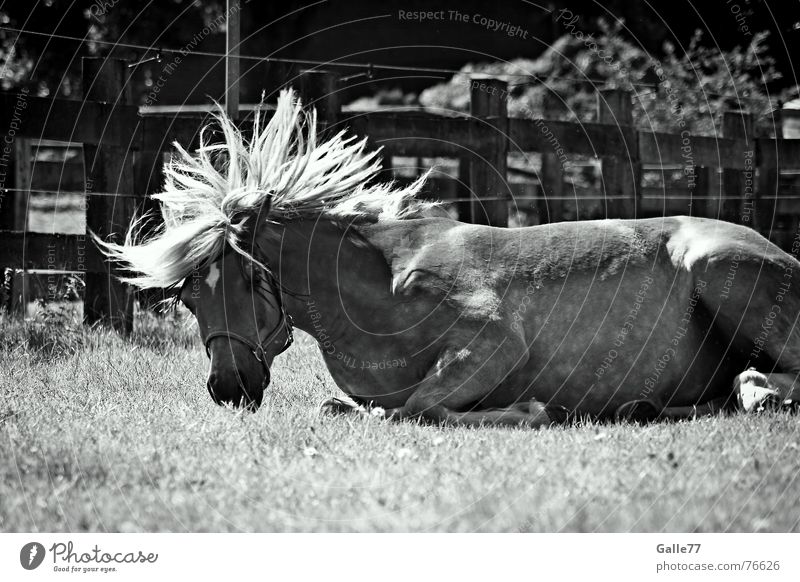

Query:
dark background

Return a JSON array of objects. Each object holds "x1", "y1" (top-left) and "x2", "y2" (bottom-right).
[{"x1": 1, "y1": 0, "x2": 797, "y2": 104}]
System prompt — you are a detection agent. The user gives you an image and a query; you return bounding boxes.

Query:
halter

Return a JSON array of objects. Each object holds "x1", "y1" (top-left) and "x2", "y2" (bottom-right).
[
  {"x1": 203, "y1": 316, "x2": 293, "y2": 367},
  {"x1": 201, "y1": 263, "x2": 295, "y2": 377}
]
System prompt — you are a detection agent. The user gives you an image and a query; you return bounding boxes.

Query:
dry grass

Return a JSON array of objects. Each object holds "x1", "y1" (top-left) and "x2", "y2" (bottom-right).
[{"x1": 1, "y1": 310, "x2": 800, "y2": 532}]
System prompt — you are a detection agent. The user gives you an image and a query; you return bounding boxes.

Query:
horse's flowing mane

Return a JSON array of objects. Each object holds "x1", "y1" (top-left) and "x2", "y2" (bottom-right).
[{"x1": 97, "y1": 89, "x2": 434, "y2": 289}]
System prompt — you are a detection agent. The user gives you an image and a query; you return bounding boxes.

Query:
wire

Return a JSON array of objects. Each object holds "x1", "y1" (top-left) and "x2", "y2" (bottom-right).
[
  {"x1": 12, "y1": 188, "x2": 800, "y2": 203},
  {"x1": 446, "y1": 195, "x2": 800, "y2": 201},
  {"x1": 1, "y1": 24, "x2": 768, "y2": 99},
  {"x1": 2, "y1": 187, "x2": 141, "y2": 198},
  {"x1": 1, "y1": 26, "x2": 488, "y2": 75}
]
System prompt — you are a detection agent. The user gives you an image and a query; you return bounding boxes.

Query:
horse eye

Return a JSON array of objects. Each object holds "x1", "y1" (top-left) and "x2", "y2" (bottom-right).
[{"x1": 241, "y1": 259, "x2": 258, "y2": 286}]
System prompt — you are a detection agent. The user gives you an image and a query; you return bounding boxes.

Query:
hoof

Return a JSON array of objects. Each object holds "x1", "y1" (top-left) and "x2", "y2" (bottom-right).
[
  {"x1": 615, "y1": 399, "x2": 660, "y2": 423},
  {"x1": 734, "y1": 368, "x2": 781, "y2": 413},
  {"x1": 526, "y1": 401, "x2": 552, "y2": 425},
  {"x1": 319, "y1": 396, "x2": 367, "y2": 416}
]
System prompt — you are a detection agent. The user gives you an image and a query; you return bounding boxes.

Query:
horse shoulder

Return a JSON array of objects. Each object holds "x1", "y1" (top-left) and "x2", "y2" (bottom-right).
[
  {"x1": 664, "y1": 216, "x2": 788, "y2": 271},
  {"x1": 389, "y1": 233, "x2": 464, "y2": 296},
  {"x1": 397, "y1": 225, "x2": 518, "y2": 321}
]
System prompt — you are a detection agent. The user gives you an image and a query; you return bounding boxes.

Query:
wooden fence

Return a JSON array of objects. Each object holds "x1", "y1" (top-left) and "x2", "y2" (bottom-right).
[{"x1": 1, "y1": 60, "x2": 799, "y2": 332}]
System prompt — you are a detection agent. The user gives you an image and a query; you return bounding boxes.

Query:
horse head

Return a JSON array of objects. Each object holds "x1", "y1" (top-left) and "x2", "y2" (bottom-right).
[
  {"x1": 96, "y1": 88, "x2": 427, "y2": 411},
  {"x1": 179, "y1": 244, "x2": 293, "y2": 409}
]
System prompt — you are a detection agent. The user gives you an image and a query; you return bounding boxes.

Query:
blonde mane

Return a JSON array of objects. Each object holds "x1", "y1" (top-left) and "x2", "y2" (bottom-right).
[{"x1": 97, "y1": 89, "x2": 435, "y2": 289}]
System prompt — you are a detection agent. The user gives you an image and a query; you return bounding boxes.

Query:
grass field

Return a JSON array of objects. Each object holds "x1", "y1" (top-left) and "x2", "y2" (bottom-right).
[{"x1": 1, "y1": 307, "x2": 800, "y2": 532}]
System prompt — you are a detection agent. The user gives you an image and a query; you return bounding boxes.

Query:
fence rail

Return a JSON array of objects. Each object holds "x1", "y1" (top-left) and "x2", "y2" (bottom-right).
[
  {"x1": 1, "y1": 62, "x2": 799, "y2": 331},
  {"x1": 0, "y1": 92, "x2": 139, "y2": 146},
  {"x1": 0, "y1": 231, "x2": 105, "y2": 273}
]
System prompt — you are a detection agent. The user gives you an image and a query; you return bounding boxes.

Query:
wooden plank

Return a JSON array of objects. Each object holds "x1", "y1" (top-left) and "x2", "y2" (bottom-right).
[
  {"x1": 0, "y1": 92, "x2": 139, "y2": 146},
  {"x1": 691, "y1": 166, "x2": 714, "y2": 218},
  {"x1": 139, "y1": 113, "x2": 271, "y2": 153},
  {"x1": 0, "y1": 231, "x2": 106, "y2": 272},
  {"x1": 0, "y1": 159, "x2": 14, "y2": 231},
  {"x1": 639, "y1": 130, "x2": 745, "y2": 168},
  {"x1": 225, "y1": 0, "x2": 240, "y2": 120},
  {"x1": 12, "y1": 137, "x2": 30, "y2": 231},
  {"x1": 132, "y1": 148, "x2": 170, "y2": 313},
  {"x1": 721, "y1": 111, "x2": 753, "y2": 224},
  {"x1": 143, "y1": 109, "x2": 747, "y2": 167},
  {"x1": 6, "y1": 137, "x2": 31, "y2": 316},
  {"x1": 755, "y1": 136, "x2": 800, "y2": 235},
  {"x1": 456, "y1": 156, "x2": 471, "y2": 222},
  {"x1": 298, "y1": 70, "x2": 340, "y2": 129},
  {"x1": 756, "y1": 138, "x2": 800, "y2": 169},
  {"x1": 8, "y1": 270, "x2": 29, "y2": 315},
  {"x1": 538, "y1": 91, "x2": 566, "y2": 223},
  {"x1": 597, "y1": 88, "x2": 638, "y2": 219},
  {"x1": 144, "y1": 110, "x2": 486, "y2": 158},
  {"x1": 139, "y1": 114, "x2": 208, "y2": 153},
  {"x1": 509, "y1": 118, "x2": 635, "y2": 158},
  {"x1": 137, "y1": 108, "x2": 798, "y2": 171},
  {"x1": 346, "y1": 113, "x2": 489, "y2": 157},
  {"x1": 467, "y1": 75, "x2": 508, "y2": 227},
  {"x1": 30, "y1": 160, "x2": 84, "y2": 191},
  {"x1": 756, "y1": 158, "x2": 779, "y2": 237},
  {"x1": 82, "y1": 58, "x2": 135, "y2": 333},
  {"x1": 134, "y1": 150, "x2": 165, "y2": 199}
]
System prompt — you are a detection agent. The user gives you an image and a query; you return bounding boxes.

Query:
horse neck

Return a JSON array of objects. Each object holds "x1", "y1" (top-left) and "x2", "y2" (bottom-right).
[{"x1": 263, "y1": 219, "x2": 389, "y2": 335}]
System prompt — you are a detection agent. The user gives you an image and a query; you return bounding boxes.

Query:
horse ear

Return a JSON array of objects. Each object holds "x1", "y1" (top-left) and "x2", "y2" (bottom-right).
[{"x1": 258, "y1": 191, "x2": 274, "y2": 222}]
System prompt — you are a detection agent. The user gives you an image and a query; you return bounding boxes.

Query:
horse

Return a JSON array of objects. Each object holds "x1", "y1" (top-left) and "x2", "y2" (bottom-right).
[{"x1": 98, "y1": 89, "x2": 800, "y2": 427}]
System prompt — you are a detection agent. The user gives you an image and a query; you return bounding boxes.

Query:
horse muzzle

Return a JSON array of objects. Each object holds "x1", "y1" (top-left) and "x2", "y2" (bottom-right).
[{"x1": 206, "y1": 362, "x2": 269, "y2": 409}]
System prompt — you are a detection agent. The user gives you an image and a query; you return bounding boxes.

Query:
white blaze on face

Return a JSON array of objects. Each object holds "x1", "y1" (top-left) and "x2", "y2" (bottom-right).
[{"x1": 205, "y1": 263, "x2": 221, "y2": 295}]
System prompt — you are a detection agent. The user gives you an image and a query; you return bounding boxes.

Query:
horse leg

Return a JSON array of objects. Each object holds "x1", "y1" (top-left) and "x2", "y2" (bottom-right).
[
  {"x1": 761, "y1": 373, "x2": 800, "y2": 403},
  {"x1": 390, "y1": 343, "x2": 562, "y2": 428},
  {"x1": 733, "y1": 369, "x2": 796, "y2": 412},
  {"x1": 719, "y1": 297, "x2": 800, "y2": 411},
  {"x1": 615, "y1": 395, "x2": 732, "y2": 421},
  {"x1": 322, "y1": 397, "x2": 553, "y2": 425},
  {"x1": 692, "y1": 242, "x2": 800, "y2": 412},
  {"x1": 388, "y1": 399, "x2": 556, "y2": 427},
  {"x1": 658, "y1": 396, "x2": 732, "y2": 419}
]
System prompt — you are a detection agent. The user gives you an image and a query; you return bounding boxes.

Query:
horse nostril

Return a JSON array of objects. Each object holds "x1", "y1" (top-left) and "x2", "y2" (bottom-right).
[{"x1": 207, "y1": 368, "x2": 252, "y2": 406}]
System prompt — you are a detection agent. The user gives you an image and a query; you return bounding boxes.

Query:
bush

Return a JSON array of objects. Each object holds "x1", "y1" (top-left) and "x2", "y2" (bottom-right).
[{"x1": 419, "y1": 20, "x2": 793, "y2": 136}]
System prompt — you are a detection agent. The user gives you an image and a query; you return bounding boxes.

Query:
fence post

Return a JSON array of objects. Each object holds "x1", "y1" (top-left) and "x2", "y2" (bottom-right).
[
  {"x1": 82, "y1": 57, "x2": 135, "y2": 334},
  {"x1": 539, "y1": 90, "x2": 565, "y2": 224},
  {"x1": 133, "y1": 144, "x2": 168, "y2": 313},
  {"x1": 297, "y1": 70, "x2": 340, "y2": 129},
  {"x1": 5, "y1": 137, "x2": 31, "y2": 315},
  {"x1": 756, "y1": 151, "x2": 779, "y2": 237},
  {"x1": 770, "y1": 106, "x2": 783, "y2": 139},
  {"x1": 597, "y1": 88, "x2": 638, "y2": 219},
  {"x1": 11, "y1": 137, "x2": 30, "y2": 232},
  {"x1": 456, "y1": 156, "x2": 471, "y2": 222},
  {"x1": 224, "y1": 0, "x2": 240, "y2": 121},
  {"x1": 691, "y1": 166, "x2": 713, "y2": 219},
  {"x1": 468, "y1": 75, "x2": 508, "y2": 227},
  {"x1": 0, "y1": 139, "x2": 28, "y2": 234},
  {"x1": 722, "y1": 110, "x2": 754, "y2": 225}
]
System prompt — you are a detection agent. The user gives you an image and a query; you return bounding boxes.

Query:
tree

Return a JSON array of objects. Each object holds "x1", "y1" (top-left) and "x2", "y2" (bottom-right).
[
  {"x1": 0, "y1": 0, "x2": 225, "y2": 98},
  {"x1": 419, "y1": 20, "x2": 792, "y2": 136}
]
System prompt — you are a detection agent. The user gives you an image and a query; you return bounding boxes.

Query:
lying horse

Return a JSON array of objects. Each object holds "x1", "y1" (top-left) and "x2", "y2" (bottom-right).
[{"x1": 100, "y1": 90, "x2": 800, "y2": 427}]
